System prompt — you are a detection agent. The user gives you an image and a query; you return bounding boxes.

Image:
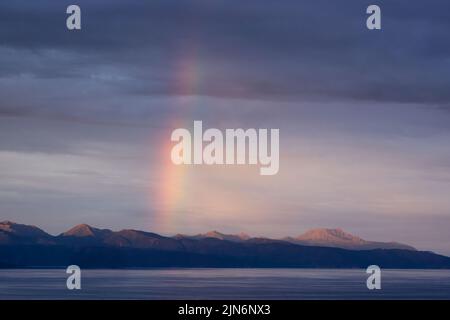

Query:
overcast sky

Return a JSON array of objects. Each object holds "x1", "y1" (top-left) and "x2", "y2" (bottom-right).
[{"x1": 1, "y1": 1, "x2": 450, "y2": 254}]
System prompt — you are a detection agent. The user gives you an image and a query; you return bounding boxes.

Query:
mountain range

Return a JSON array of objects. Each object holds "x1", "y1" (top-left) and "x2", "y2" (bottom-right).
[
  {"x1": 283, "y1": 228, "x2": 416, "y2": 251},
  {"x1": 1, "y1": 220, "x2": 449, "y2": 269}
]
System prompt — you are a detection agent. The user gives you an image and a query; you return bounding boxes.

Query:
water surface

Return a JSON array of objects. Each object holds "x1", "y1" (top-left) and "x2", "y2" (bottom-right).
[{"x1": 0, "y1": 269, "x2": 449, "y2": 299}]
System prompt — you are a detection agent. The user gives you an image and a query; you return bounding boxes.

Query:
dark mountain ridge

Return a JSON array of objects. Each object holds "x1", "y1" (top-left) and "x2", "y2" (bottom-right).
[{"x1": 1, "y1": 221, "x2": 449, "y2": 269}]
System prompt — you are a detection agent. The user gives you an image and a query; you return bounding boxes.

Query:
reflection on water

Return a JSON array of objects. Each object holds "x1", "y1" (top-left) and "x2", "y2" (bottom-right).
[{"x1": 0, "y1": 268, "x2": 449, "y2": 299}]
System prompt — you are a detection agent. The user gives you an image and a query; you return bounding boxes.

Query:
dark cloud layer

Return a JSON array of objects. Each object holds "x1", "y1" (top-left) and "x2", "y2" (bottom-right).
[{"x1": 1, "y1": 0, "x2": 450, "y2": 118}]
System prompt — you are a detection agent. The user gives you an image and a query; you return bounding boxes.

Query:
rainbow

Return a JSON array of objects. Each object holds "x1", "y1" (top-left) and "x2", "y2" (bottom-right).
[{"x1": 154, "y1": 41, "x2": 203, "y2": 233}]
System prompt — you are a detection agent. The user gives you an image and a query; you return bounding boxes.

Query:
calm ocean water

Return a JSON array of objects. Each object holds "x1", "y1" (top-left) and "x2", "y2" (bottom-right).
[{"x1": 0, "y1": 268, "x2": 449, "y2": 300}]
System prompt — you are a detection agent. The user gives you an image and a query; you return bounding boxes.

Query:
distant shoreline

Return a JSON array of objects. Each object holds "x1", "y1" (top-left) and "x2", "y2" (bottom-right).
[{"x1": 2, "y1": 266, "x2": 450, "y2": 270}]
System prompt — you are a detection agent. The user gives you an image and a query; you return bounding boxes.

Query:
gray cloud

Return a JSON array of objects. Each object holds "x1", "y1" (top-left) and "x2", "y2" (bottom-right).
[{"x1": 1, "y1": 0, "x2": 450, "y2": 117}]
